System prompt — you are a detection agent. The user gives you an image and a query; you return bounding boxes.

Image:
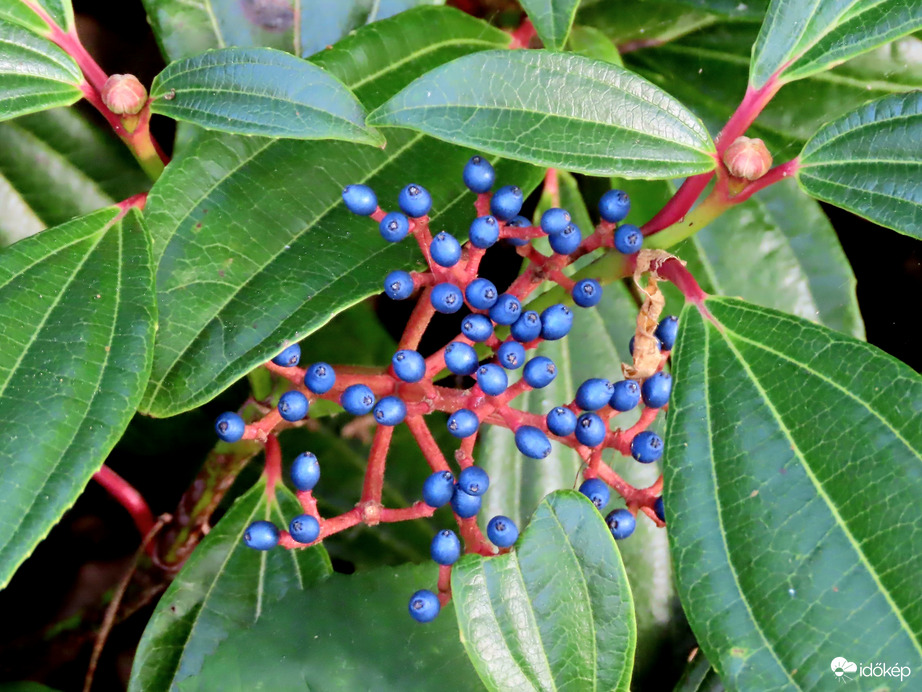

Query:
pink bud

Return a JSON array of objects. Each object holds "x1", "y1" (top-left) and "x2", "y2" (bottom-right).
[
  {"x1": 101, "y1": 74, "x2": 148, "y2": 115},
  {"x1": 722, "y1": 136, "x2": 773, "y2": 181}
]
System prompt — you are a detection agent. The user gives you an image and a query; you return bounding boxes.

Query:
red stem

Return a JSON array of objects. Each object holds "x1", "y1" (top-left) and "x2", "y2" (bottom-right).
[
  {"x1": 405, "y1": 416, "x2": 451, "y2": 473},
  {"x1": 731, "y1": 158, "x2": 800, "y2": 203},
  {"x1": 264, "y1": 434, "x2": 282, "y2": 496},
  {"x1": 93, "y1": 466, "x2": 156, "y2": 547},
  {"x1": 360, "y1": 425, "x2": 395, "y2": 503}
]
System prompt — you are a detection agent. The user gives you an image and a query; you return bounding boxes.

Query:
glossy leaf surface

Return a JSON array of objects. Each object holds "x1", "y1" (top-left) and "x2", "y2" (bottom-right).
[
  {"x1": 141, "y1": 7, "x2": 542, "y2": 417},
  {"x1": 149, "y1": 47, "x2": 381, "y2": 144},
  {"x1": 129, "y1": 477, "x2": 331, "y2": 691},
  {"x1": 666, "y1": 297, "x2": 922, "y2": 689},
  {"x1": 369, "y1": 49, "x2": 717, "y2": 178},
  {"x1": 520, "y1": 0, "x2": 579, "y2": 50},
  {"x1": 178, "y1": 562, "x2": 482, "y2": 690},
  {"x1": 0, "y1": 207, "x2": 155, "y2": 589},
  {"x1": 0, "y1": 18, "x2": 82, "y2": 122},
  {"x1": 453, "y1": 490, "x2": 636, "y2": 691},
  {"x1": 751, "y1": 0, "x2": 922, "y2": 87},
  {"x1": 0, "y1": 0, "x2": 73, "y2": 33},
  {"x1": 798, "y1": 91, "x2": 922, "y2": 238}
]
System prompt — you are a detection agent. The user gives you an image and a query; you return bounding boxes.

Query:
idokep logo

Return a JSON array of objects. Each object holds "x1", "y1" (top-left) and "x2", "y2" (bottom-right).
[{"x1": 830, "y1": 657, "x2": 912, "y2": 683}]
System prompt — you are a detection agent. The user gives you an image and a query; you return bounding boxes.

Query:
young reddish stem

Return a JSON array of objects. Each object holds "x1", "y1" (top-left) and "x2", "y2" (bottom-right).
[
  {"x1": 379, "y1": 502, "x2": 437, "y2": 522},
  {"x1": 93, "y1": 466, "x2": 156, "y2": 546},
  {"x1": 509, "y1": 17, "x2": 537, "y2": 49},
  {"x1": 731, "y1": 158, "x2": 800, "y2": 203},
  {"x1": 263, "y1": 434, "x2": 282, "y2": 495},
  {"x1": 405, "y1": 416, "x2": 451, "y2": 472},
  {"x1": 398, "y1": 288, "x2": 436, "y2": 351},
  {"x1": 544, "y1": 168, "x2": 560, "y2": 208},
  {"x1": 360, "y1": 425, "x2": 395, "y2": 503},
  {"x1": 652, "y1": 257, "x2": 709, "y2": 305},
  {"x1": 457, "y1": 516, "x2": 494, "y2": 556},
  {"x1": 437, "y1": 564, "x2": 453, "y2": 605},
  {"x1": 297, "y1": 490, "x2": 319, "y2": 518},
  {"x1": 116, "y1": 193, "x2": 148, "y2": 215}
]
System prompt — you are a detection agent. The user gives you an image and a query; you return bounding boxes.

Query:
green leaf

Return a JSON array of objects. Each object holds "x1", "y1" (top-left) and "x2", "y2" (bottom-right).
[
  {"x1": 141, "y1": 7, "x2": 541, "y2": 417},
  {"x1": 520, "y1": 0, "x2": 579, "y2": 50},
  {"x1": 674, "y1": 652, "x2": 723, "y2": 692},
  {"x1": 577, "y1": 0, "x2": 719, "y2": 48},
  {"x1": 453, "y1": 490, "x2": 636, "y2": 691},
  {"x1": 369, "y1": 49, "x2": 717, "y2": 178},
  {"x1": 0, "y1": 206, "x2": 156, "y2": 589},
  {"x1": 479, "y1": 280, "x2": 676, "y2": 668},
  {"x1": 129, "y1": 477, "x2": 331, "y2": 691},
  {"x1": 671, "y1": 179, "x2": 865, "y2": 338},
  {"x1": 177, "y1": 562, "x2": 482, "y2": 690},
  {"x1": 0, "y1": 107, "x2": 149, "y2": 245},
  {"x1": 149, "y1": 47, "x2": 382, "y2": 144},
  {"x1": 627, "y1": 24, "x2": 922, "y2": 153},
  {"x1": 0, "y1": 18, "x2": 83, "y2": 122},
  {"x1": 751, "y1": 0, "x2": 922, "y2": 87},
  {"x1": 140, "y1": 0, "x2": 439, "y2": 62},
  {"x1": 0, "y1": 0, "x2": 74, "y2": 33},
  {"x1": 665, "y1": 297, "x2": 922, "y2": 689},
  {"x1": 797, "y1": 91, "x2": 922, "y2": 238},
  {"x1": 567, "y1": 25, "x2": 623, "y2": 66},
  {"x1": 651, "y1": 0, "x2": 767, "y2": 19}
]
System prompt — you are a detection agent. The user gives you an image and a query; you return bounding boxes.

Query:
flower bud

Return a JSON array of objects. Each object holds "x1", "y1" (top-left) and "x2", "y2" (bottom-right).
[
  {"x1": 101, "y1": 74, "x2": 148, "y2": 115},
  {"x1": 722, "y1": 136, "x2": 772, "y2": 181}
]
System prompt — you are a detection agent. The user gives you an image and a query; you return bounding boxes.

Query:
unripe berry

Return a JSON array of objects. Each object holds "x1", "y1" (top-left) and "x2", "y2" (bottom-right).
[
  {"x1": 447, "y1": 408, "x2": 480, "y2": 438},
  {"x1": 422, "y1": 470, "x2": 455, "y2": 507},
  {"x1": 102, "y1": 74, "x2": 147, "y2": 115},
  {"x1": 430, "y1": 529, "x2": 461, "y2": 565},
  {"x1": 291, "y1": 452, "x2": 320, "y2": 491},
  {"x1": 243, "y1": 520, "x2": 279, "y2": 550},
  {"x1": 605, "y1": 509, "x2": 636, "y2": 539},
  {"x1": 457, "y1": 466, "x2": 490, "y2": 496},
  {"x1": 723, "y1": 136, "x2": 772, "y2": 181},
  {"x1": 271, "y1": 343, "x2": 301, "y2": 367},
  {"x1": 515, "y1": 425, "x2": 552, "y2": 459},
  {"x1": 215, "y1": 411, "x2": 245, "y2": 442},
  {"x1": 487, "y1": 515, "x2": 519, "y2": 548},
  {"x1": 462, "y1": 314, "x2": 494, "y2": 342},
  {"x1": 408, "y1": 589, "x2": 440, "y2": 623},
  {"x1": 579, "y1": 478, "x2": 610, "y2": 510},
  {"x1": 289, "y1": 514, "x2": 320, "y2": 544},
  {"x1": 278, "y1": 390, "x2": 309, "y2": 421}
]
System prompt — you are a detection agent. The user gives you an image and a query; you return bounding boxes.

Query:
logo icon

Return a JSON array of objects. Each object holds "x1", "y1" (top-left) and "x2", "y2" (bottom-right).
[{"x1": 831, "y1": 657, "x2": 858, "y2": 681}]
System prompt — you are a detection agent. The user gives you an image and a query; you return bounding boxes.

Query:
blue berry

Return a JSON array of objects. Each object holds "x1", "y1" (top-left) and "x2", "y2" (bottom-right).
[
  {"x1": 291, "y1": 452, "x2": 320, "y2": 491},
  {"x1": 422, "y1": 470, "x2": 455, "y2": 507},
  {"x1": 654, "y1": 496, "x2": 665, "y2": 522},
  {"x1": 450, "y1": 485, "x2": 482, "y2": 518},
  {"x1": 458, "y1": 466, "x2": 490, "y2": 496},
  {"x1": 392, "y1": 350, "x2": 425, "y2": 383},
  {"x1": 654, "y1": 315, "x2": 679, "y2": 351},
  {"x1": 465, "y1": 278, "x2": 498, "y2": 310},
  {"x1": 463, "y1": 155, "x2": 495, "y2": 193},
  {"x1": 614, "y1": 223, "x2": 643, "y2": 254},
  {"x1": 609, "y1": 380, "x2": 641, "y2": 411},
  {"x1": 431, "y1": 529, "x2": 461, "y2": 565},
  {"x1": 504, "y1": 215, "x2": 531, "y2": 246},
  {"x1": 605, "y1": 509, "x2": 636, "y2": 539},
  {"x1": 575, "y1": 412, "x2": 606, "y2": 447},
  {"x1": 243, "y1": 520, "x2": 279, "y2": 550},
  {"x1": 629, "y1": 335, "x2": 662, "y2": 356},
  {"x1": 599, "y1": 189, "x2": 631, "y2": 223},
  {"x1": 374, "y1": 396, "x2": 406, "y2": 426},
  {"x1": 631, "y1": 430, "x2": 664, "y2": 463},
  {"x1": 430, "y1": 231, "x2": 462, "y2": 267},
  {"x1": 304, "y1": 362, "x2": 336, "y2": 394},
  {"x1": 510, "y1": 311, "x2": 542, "y2": 342},
  {"x1": 383, "y1": 270, "x2": 414, "y2": 300},
  {"x1": 540, "y1": 304, "x2": 573, "y2": 340},
  {"x1": 641, "y1": 372, "x2": 672, "y2": 408},
  {"x1": 469, "y1": 215, "x2": 500, "y2": 249},
  {"x1": 548, "y1": 223, "x2": 582, "y2": 255},
  {"x1": 489, "y1": 293, "x2": 521, "y2": 325},
  {"x1": 523, "y1": 356, "x2": 557, "y2": 388},
  {"x1": 447, "y1": 408, "x2": 479, "y2": 438},
  {"x1": 476, "y1": 363, "x2": 508, "y2": 396},
  {"x1": 490, "y1": 185, "x2": 523, "y2": 221},
  {"x1": 215, "y1": 412, "x2": 245, "y2": 442},
  {"x1": 575, "y1": 378, "x2": 615, "y2": 411},
  {"x1": 289, "y1": 514, "x2": 320, "y2": 544},
  {"x1": 340, "y1": 384, "x2": 375, "y2": 415},
  {"x1": 572, "y1": 279, "x2": 602, "y2": 308},
  {"x1": 579, "y1": 478, "x2": 610, "y2": 510},
  {"x1": 497, "y1": 340, "x2": 526, "y2": 369},
  {"x1": 462, "y1": 314, "x2": 494, "y2": 342},
  {"x1": 408, "y1": 589, "x2": 441, "y2": 623},
  {"x1": 399, "y1": 183, "x2": 432, "y2": 217},
  {"x1": 379, "y1": 211, "x2": 410, "y2": 242},
  {"x1": 487, "y1": 515, "x2": 519, "y2": 548},
  {"x1": 431, "y1": 282, "x2": 463, "y2": 313},
  {"x1": 540, "y1": 207, "x2": 571, "y2": 235},
  {"x1": 271, "y1": 343, "x2": 301, "y2": 367},
  {"x1": 342, "y1": 184, "x2": 377, "y2": 216},
  {"x1": 546, "y1": 406, "x2": 577, "y2": 436},
  {"x1": 278, "y1": 390, "x2": 309, "y2": 421},
  {"x1": 444, "y1": 342, "x2": 478, "y2": 376},
  {"x1": 515, "y1": 425, "x2": 552, "y2": 459}
]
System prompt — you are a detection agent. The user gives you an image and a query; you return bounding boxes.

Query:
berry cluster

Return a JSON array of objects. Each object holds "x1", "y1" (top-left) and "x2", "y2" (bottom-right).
[{"x1": 214, "y1": 155, "x2": 679, "y2": 623}]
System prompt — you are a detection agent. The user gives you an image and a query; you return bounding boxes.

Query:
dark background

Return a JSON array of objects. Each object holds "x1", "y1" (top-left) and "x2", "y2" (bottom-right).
[{"x1": 1, "y1": 1, "x2": 918, "y2": 690}]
